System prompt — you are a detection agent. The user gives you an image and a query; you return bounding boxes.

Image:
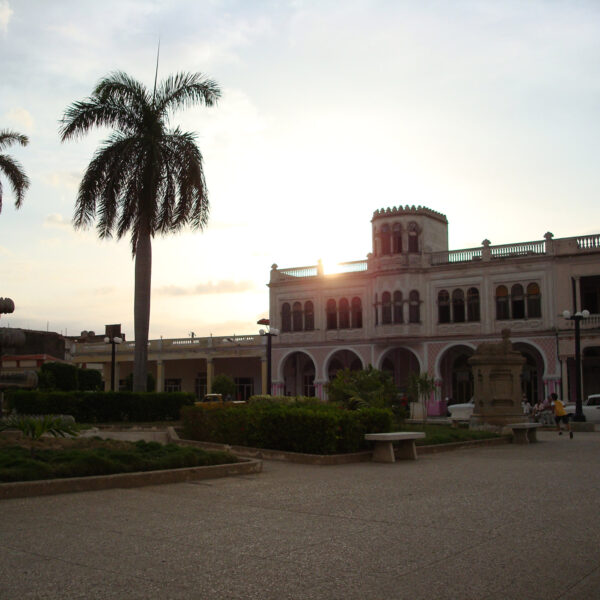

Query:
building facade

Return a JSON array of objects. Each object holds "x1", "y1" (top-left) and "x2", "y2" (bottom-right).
[{"x1": 268, "y1": 206, "x2": 600, "y2": 412}]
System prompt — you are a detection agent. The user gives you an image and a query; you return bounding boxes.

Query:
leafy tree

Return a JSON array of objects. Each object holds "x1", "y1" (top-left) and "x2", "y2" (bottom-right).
[
  {"x1": 0, "y1": 414, "x2": 79, "y2": 457},
  {"x1": 0, "y1": 129, "x2": 29, "y2": 213},
  {"x1": 327, "y1": 366, "x2": 398, "y2": 409},
  {"x1": 60, "y1": 71, "x2": 220, "y2": 391},
  {"x1": 211, "y1": 374, "x2": 237, "y2": 398}
]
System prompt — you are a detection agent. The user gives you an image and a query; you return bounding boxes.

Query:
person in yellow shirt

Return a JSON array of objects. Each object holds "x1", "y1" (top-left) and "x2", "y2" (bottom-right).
[{"x1": 551, "y1": 392, "x2": 573, "y2": 439}]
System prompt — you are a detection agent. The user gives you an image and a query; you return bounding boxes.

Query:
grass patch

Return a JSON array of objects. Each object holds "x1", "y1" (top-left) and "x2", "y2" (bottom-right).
[
  {"x1": 399, "y1": 423, "x2": 501, "y2": 445},
  {"x1": 0, "y1": 437, "x2": 237, "y2": 483}
]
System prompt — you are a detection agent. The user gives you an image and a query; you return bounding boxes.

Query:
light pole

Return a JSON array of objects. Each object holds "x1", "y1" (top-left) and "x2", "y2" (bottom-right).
[
  {"x1": 104, "y1": 335, "x2": 123, "y2": 392},
  {"x1": 258, "y1": 319, "x2": 279, "y2": 395},
  {"x1": 562, "y1": 309, "x2": 590, "y2": 422}
]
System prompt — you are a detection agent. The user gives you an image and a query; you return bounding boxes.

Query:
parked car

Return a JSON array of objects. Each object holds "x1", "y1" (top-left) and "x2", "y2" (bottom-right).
[
  {"x1": 447, "y1": 401, "x2": 474, "y2": 420},
  {"x1": 194, "y1": 393, "x2": 246, "y2": 408},
  {"x1": 565, "y1": 394, "x2": 600, "y2": 423}
]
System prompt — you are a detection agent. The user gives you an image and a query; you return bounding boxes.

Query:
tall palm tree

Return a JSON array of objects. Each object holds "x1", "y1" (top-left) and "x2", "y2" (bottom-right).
[
  {"x1": 0, "y1": 129, "x2": 30, "y2": 213},
  {"x1": 60, "y1": 71, "x2": 220, "y2": 391}
]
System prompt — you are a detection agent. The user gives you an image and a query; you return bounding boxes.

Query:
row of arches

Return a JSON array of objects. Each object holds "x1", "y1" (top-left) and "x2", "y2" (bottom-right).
[
  {"x1": 496, "y1": 283, "x2": 541, "y2": 320},
  {"x1": 279, "y1": 343, "x2": 547, "y2": 405},
  {"x1": 438, "y1": 288, "x2": 480, "y2": 323},
  {"x1": 375, "y1": 221, "x2": 420, "y2": 256},
  {"x1": 281, "y1": 282, "x2": 541, "y2": 334},
  {"x1": 377, "y1": 291, "x2": 421, "y2": 324}
]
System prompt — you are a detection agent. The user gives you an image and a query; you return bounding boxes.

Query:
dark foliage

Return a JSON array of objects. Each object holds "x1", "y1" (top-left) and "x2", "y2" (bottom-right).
[{"x1": 6, "y1": 391, "x2": 195, "y2": 422}]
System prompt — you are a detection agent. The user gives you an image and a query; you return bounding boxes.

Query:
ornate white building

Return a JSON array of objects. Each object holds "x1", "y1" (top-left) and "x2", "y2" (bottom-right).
[{"x1": 268, "y1": 206, "x2": 600, "y2": 413}]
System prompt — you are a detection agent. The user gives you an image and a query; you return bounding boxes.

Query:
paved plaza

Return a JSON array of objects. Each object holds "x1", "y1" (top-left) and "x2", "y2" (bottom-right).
[{"x1": 1, "y1": 431, "x2": 599, "y2": 599}]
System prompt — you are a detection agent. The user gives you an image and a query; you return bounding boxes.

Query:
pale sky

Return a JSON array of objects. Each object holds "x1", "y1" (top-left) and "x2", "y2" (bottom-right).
[{"x1": 1, "y1": 0, "x2": 599, "y2": 340}]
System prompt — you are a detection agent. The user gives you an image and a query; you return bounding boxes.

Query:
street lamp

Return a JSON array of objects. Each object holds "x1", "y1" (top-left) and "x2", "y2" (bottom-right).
[
  {"x1": 104, "y1": 335, "x2": 123, "y2": 392},
  {"x1": 562, "y1": 309, "x2": 590, "y2": 422},
  {"x1": 258, "y1": 319, "x2": 279, "y2": 395}
]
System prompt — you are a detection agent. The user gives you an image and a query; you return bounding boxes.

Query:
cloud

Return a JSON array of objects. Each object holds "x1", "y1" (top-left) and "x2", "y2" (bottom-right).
[
  {"x1": 3, "y1": 107, "x2": 34, "y2": 132},
  {"x1": 157, "y1": 280, "x2": 256, "y2": 296},
  {"x1": 0, "y1": 1, "x2": 12, "y2": 33},
  {"x1": 42, "y1": 171, "x2": 81, "y2": 191},
  {"x1": 43, "y1": 213, "x2": 71, "y2": 229}
]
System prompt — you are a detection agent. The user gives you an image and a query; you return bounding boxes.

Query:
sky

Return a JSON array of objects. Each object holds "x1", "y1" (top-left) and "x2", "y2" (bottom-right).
[{"x1": 1, "y1": 0, "x2": 600, "y2": 340}]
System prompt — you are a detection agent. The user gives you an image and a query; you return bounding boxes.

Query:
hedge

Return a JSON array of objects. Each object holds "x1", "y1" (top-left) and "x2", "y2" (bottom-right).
[
  {"x1": 181, "y1": 402, "x2": 393, "y2": 454},
  {"x1": 6, "y1": 391, "x2": 195, "y2": 422}
]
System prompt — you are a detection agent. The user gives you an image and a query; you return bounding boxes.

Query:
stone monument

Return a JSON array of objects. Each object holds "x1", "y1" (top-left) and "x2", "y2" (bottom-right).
[{"x1": 468, "y1": 329, "x2": 526, "y2": 429}]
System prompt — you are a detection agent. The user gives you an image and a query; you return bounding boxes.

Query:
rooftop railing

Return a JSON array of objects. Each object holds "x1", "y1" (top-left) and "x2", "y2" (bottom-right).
[
  {"x1": 430, "y1": 247, "x2": 482, "y2": 265},
  {"x1": 491, "y1": 240, "x2": 545, "y2": 259},
  {"x1": 577, "y1": 234, "x2": 600, "y2": 250}
]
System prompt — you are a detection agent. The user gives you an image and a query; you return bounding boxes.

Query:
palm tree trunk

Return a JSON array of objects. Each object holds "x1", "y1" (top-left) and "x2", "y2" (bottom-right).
[{"x1": 133, "y1": 226, "x2": 152, "y2": 392}]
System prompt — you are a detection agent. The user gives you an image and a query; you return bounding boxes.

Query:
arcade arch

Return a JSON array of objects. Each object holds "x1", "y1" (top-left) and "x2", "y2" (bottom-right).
[
  {"x1": 327, "y1": 349, "x2": 364, "y2": 380},
  {"x1": 281, "y1": 351, "x2": 316, "y2": 397},
  {"x1": 513, "y1": 342, "x2": 545, "y2": 404},
  {"x1": 379, "y1": 348, "x2": 420, "y2": 391},
  {"x1": 437, "y1": 345, "x2": 475, "y2": 404}
]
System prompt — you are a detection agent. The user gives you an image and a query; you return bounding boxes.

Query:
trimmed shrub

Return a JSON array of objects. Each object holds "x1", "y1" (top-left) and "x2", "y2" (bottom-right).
[
  {"x1": 6, "y1": 391, "x2": 195, "y2": 422},
  {"x1": 39, "y1": 362, "x2": 79, "y2": 391},
  {"x1": 181, "y1": 402, "x2": 393, "y2": 454},
  {"x1": 78, "y1": 368, "x2": 103, "y2": 391}
]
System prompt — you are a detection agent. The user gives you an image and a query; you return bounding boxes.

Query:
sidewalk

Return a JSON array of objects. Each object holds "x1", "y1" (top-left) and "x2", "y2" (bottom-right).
[{"x1": 1, "y1": 430, "x2": 599, "y2": 599}]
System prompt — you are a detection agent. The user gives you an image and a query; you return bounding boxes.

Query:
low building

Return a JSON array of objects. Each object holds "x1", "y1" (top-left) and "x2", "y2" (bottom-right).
[{"x1": 267, "y1": 206, "x2": 600, "y2": 412}]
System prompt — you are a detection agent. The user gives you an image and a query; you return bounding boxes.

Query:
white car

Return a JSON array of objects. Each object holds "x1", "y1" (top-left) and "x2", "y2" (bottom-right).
[
  {"x1": 447, "y1": 401, "x2": 474, "y2": 420},
  {"x1": 565, "y1": 394, "x2": 600, "y2": 424}
]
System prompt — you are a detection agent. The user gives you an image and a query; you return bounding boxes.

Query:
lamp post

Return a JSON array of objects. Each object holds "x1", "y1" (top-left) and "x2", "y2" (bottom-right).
[
  {"x1": 104, "y1": 335, "x2": 123, "y2": 392},
  {"x1": 562, "y1": 309, "x2": 590, "y2": 422},
  {"x1": 258, "y1": 319, "x2": 279, "y2": 395}
]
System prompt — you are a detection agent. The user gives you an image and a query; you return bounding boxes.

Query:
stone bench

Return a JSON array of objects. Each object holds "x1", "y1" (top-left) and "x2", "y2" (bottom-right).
[
  {"x1": 507, "y1": 422, "x2": 542, "y2": 444},
  {"x1": 364, "y1": 432, "x2": 426, "y2": 463}
]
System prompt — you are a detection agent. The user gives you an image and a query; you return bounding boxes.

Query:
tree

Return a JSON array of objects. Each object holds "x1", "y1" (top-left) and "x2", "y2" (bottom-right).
[
  {"x1": 327, "y1": 366, "x2": 398, "y2": 409},
  {"x1": 406, "y1": 372, "x2": 436, "y2": 422},
  {"x1": 0, "y1": 129, "x2": 29, "y2": 213},
  {"x1": 60, "y1": 71, "x2": 220, "y2": 391},
  {"x1": 211, "y1": 374, "x2": 237, "y2": 398}
]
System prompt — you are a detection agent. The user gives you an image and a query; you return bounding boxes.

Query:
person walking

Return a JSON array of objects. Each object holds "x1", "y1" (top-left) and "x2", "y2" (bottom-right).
[{"x1": 551, "y1": 392, "x2": 573, "y2": 439}]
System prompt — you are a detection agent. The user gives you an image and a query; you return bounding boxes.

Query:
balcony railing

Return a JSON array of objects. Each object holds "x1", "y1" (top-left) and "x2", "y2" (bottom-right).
[
  {"x1": 73, "y1": 334, "x2": 263, "y2": 356},
  {"x1": 577, "y1": 234, "x2": 600, "y2": 250},
  {"x1": 491, "y1": 240, "x2": 545, "y2": 258},
  {"x1": 430, "y1": 247, "x2": 482, "y2": 265}
]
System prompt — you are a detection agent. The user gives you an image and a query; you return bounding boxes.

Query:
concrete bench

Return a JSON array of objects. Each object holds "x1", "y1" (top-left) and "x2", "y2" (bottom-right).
[
  {"x1": 364, "y1": 432, "x2": 426, "y2": 463},
  {"x1": 507, "y1": 422, "x2": 542, "y2": 444}
]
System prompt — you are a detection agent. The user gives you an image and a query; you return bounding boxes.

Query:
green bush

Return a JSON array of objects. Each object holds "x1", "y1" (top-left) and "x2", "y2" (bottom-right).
[
  {"x1": 39, "y1": 362, "x2": 79, "y2": 391},
  {"x1": 0, "y1": 440, "x2": 237, "y2": 482},
  {"x1": 181, "y1": 402, "x2": 393, "y2": 454},
  {"x1": 78, "y1": 368, "x2": 103, "y2": 391},
  {"x1": 6, "y1": 391, "x2": 195, "y2": 422}
]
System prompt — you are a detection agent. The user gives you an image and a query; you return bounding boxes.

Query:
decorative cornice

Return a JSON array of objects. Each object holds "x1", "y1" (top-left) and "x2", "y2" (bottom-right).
[{"x1": 371, "y1": 205, "x2": 448, "y2": 224}]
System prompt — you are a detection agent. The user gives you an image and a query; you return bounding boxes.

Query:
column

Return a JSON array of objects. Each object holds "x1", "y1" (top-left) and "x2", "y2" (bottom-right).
[
  {"x1": 156, "y1": 359, "x2": 164, "y2": 393},
  {"x1": 113, "y1": 361, "x2": 120, "y2": 391},
  {"x1": 103, "y1": 362, "x2": 111, "y2": 392},
  {"x1": 560, "y1": 357, "x2": 569, "y2": 402},
  {"x1": 574, "y1": 276, "x2": 581, "y2": 312},
  {"x1": 207, "y1": 358, "x2": 214, "y2": 394},
  {"x1": 261, "y1": 358, "x2": 268, "y2": 395}
]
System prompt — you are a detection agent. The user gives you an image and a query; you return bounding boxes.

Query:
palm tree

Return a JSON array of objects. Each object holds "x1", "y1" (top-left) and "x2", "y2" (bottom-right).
[
  {"x1": 60, "y1": 71, "x2": 221, "y2": 391},
  {"x1": 0, "y1": 129, "x2": 30, "y2": 213}
]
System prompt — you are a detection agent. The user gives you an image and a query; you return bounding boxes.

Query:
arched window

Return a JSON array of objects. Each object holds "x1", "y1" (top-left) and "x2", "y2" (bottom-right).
[
  {"x1": 527, "y1": 283, "x2": 541, "y2": 318},
  {"x1": 409, "y1": 290, "x2": 420, "y2": 323},
  {"x1": 438, "y1": 290, "x2": 450, "y2": 323},
  {"x1": 511, "y1": 284, "x2": 525, "y2": 319},
  {"x1": 380, "y1": 224, "x2": 391, "y2": 255},
  {"x1": 351, "y1": 297, "x2": 363, "y2": 328},
  {"x1": 339, "y1": 298, "x2": 350, "y2": 329},
  {"x1": 326, "y1": 299, "x2": 337, "y2": 330},
  {"x1": 496, "y1": 285, "x2": 509, "y2": 320},
  {"x1": 281, "y1": 303, "x2": 291, "y2": 332},
  {"x1": 467, "y1": 288, "x2": 480, "y2": 322},
  {"x1": 292, "y1": 302, "x2": 303, "y2": 331},
  {"x1": 304, "y1": 301, "x2": 314, "y2": 331},
  {"x1": 382, "y1": 292, "x2": 392, "y2": 324},
  {"x1": 452, "y1": 289, "x2": 465, "y2": 323},
  {"x1": 393, "y1": 223, "x2": 402, "y2": 254},
  {"x1": 408, "y1": 222, "x2": 419, "y2": 253},
  {"x1": 393, "y1": 291, "x2": 403, "y2": 323}
]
